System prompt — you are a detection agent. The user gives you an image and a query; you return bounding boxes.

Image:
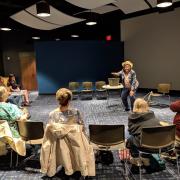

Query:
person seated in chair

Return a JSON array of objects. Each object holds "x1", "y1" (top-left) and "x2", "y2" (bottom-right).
[
  {"x1": 0, "y1": 77, "x2": 22, "y2": 108},
  {"x1": 7, "y1": 74, "x2": 30, "y2": 106},
  {"x1": 170, "y1": 100, "x2": 180, "y2": 153},
  {"x1": 0, "y1": 86, "x2": 29, "y2": 138},
  {"x1": 41, "y1": 88, "x2": 95, "y2": 177},
  {"x1": 126, "y1": 98, "x2": 161, "y2": 173},
  {"x1": 48, "y1": 88, "x2": 85, "y2": 127}
]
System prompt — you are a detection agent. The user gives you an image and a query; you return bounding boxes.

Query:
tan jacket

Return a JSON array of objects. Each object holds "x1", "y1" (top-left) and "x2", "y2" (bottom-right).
[
  {"x1": 40, "y1": 123, "x2": 95, "y2": 177},
  {"x1": 0, "y1": 120, "x2": 26, "y2": 156}
]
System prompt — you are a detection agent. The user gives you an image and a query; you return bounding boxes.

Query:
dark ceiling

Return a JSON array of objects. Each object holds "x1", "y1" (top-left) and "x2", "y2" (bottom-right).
[{"x1": 0, "y1": 0, "x2": 180, "y2": 41}]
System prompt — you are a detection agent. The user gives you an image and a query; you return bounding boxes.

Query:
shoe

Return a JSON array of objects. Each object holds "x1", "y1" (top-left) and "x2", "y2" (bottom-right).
[
  {"x1": 130, "y1": 165, "x2": 140, "y2": 174},
  {"x1": 124, "y1": 109, "x2": 130, "y2": 112}
]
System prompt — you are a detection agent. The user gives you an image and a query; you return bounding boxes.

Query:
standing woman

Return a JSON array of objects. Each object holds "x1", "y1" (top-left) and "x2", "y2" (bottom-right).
[
  {"x1": 7, "y1": 74, "x2": 30, "y2": 106},
  {"x1": 111, "y1": 60, "x2": 139, "y2": 111}
]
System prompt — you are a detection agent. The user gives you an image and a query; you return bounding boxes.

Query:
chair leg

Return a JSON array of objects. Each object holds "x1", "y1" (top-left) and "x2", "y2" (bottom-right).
[
  {"x1": 16, "y1": 153, "x2": 19, "y2": 167},
  {"x1": 139, "y1": 153, "x2": 142, "y2": 180},
  {"x1": 10, "y1": 149, "x2": 13, "y2": 168},
  {"x1": 176, "y1": 153, "x2": 180, "y2": 176}
]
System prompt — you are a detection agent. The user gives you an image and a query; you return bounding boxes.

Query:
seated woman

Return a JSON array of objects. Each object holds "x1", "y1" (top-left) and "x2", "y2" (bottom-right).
[
  {"x1": 0, "y1": 86, "x2": 28, "y2": 138},
  {"x1": 0, "y1": 77, "x2": 22, "y2": 107},
  {"x1": 48, "y1": 88, "x2": 84, "y2": 126},
  {"x1": 7, "y1": 74, "x2": 30, "y2": 106},
  {"x1": 41, "y1": 88, "x2": 95, "y2": 177},
  {"x1": 170, "y1": 100, "x2": 180, "y2": 152},
  {"x1": 126, "y1": 98, "x2": 161, "y2": 173}
]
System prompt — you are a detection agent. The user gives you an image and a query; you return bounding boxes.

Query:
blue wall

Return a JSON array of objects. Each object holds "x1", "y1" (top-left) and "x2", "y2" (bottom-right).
[{"x1": 35, "y1": 41, "x2": 124, "y2": 94}]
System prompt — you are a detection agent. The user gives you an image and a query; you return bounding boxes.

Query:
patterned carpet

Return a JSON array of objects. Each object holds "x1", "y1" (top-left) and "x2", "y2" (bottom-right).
[{"x1": 0, "y1": 92, "x2": 180, "y2": 180}]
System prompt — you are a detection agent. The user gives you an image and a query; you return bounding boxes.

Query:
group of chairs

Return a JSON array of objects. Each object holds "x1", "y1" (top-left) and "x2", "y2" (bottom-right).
[
  {"x1": 69, "y1": 81, "x2": 108, "y2": 100},
  {"x1": 1, "y1": 121, "x2": 179, "y2": 179},
  {"x1": 90, "y1": 124, "x2": 179, "y2": 179}
]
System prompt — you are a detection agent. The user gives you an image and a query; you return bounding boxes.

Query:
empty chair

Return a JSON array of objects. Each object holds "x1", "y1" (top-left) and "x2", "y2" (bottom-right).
[
  {"x1": 89, "y1": 124, "x2": 125, "y2": 150},
  {"x1": 145, "y1": 83, "x2": 171, "y2": 107},
  {"x1": 95, "y1": 81, "x2": 107, "y2": 99},
  {"x1": 137, "y1": 125, "x2": 179, "y2": 180},
  {"x1": 68, "y1": 82, "x2": 80, "y2": 99},
  {"x1": 81, "y1": 81, "x2": 93, "y2": 100},
  {"x1": 16, "y1": 120, "x2": 44, "y2": 167}
]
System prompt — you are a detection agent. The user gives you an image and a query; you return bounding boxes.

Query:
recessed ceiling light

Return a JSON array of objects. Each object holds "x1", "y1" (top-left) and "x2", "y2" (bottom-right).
[
  {"x1": 55, "y1": 38, "x2": 60, "y2": 41},
  {"x1": 71, "y1": 35, "x2": 79, "y2": 38},
  {"x1": 32, "y1": 36, "x2": 40, "y2": 40},
  {"x1": 0, "y1": 27, "x2": 11, "y2": 31},
  {"x1": 86, "y1": 21, "x2": 97, "y2": 26},
  {"x1": 157, "y1": 0, "x2": 172, "y2": 8}
]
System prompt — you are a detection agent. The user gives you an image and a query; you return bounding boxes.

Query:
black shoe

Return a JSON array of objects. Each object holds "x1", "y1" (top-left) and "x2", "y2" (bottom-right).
[
  {"x1": 130, "y1": 165, "x2": 140, "y2": 174},
  {"x1": 125, "y1": 109, "x2": 130, "y2": 112}
]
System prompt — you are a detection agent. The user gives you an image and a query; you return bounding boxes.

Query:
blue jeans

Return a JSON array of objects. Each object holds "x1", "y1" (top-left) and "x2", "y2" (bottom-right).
[
  {"x1": 7, "y1": 95, "x2": 23, "y2": 107},
  {"x1": 121, "y1": 88, "x2": 135, "y2": 110}
]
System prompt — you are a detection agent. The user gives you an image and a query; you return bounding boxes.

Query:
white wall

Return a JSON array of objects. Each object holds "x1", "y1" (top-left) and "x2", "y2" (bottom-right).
[{"x1": 121, "y1": 8, "x2": 180, "y2": 90}]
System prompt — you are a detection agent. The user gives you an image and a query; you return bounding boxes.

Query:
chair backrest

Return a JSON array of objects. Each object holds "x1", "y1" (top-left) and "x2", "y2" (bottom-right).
[
  {"x1": 157, "y1": 83, "x2": 171, "y2": 94},
  {"x1": 69, "y1": 82, "x2": 80, "y2": 90},
  {"x1": 82, "y1": 82, "x2": 93, "y2": 90},
  {"x1": 95, "y1": 81, "x2": 106, "y2": 90},
  {"x1": 140, "y1": 125, "x2": 176, "y2": 149},
  {"x1": 89, "y1": 124, "x2": 125, "y2": 146},
  {"x1": 16, "y1": 121, "x2": 44, "y2": 141},
  {"x1": 108, "y1": 78, "x2": 120, "y2": 86}
]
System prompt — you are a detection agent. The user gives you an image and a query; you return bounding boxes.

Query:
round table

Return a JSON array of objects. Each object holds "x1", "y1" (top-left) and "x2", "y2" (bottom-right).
[{"x1": 102, "y1": 84, "x2": 124, "y2": 110}]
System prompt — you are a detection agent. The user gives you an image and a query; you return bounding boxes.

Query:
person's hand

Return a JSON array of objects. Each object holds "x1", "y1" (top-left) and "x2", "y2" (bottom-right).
[{"x1": 129, "y1": 90, "x2": 135, "y2": 97}]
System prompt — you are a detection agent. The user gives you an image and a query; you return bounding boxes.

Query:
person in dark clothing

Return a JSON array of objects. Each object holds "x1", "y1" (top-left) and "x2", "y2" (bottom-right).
[
  {"x1": 170, "y1": 100, "x2": 180, "y2": 151},
  {"x1": 126, "y1": 98, "x2": 161, "y2": 157}
]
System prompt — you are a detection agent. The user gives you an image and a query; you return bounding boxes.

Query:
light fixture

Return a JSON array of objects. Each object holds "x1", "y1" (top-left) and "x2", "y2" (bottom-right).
[
  {"x1": 86, "y1": 10, "x2": 97, "y2": 26},
  {"x1": 36, "y1": 0, "x2": 51, "y2": 17},
  {"x1": 55, "y1": 38, "x2": 60, "y2": 41},
  {"x1": 32, "y1": 36, "x2": 40, "y2": 40},
  {"x1": 71, "y1": 35, "x2": 79, "y2": 38},
  {"x1": 157, "y1": 0, "x2": 173, "y2": 8},
  {"x1": 0, "y1": 27, "x2": 11, "y2": 31},
  {"x1": 86, "y1": 21, "x2": 97, "y2": 26}
]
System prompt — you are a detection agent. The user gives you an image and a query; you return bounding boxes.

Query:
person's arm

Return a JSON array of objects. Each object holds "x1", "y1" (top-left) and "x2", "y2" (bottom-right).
[{"x1": 111, "y1": 70, "x2": 122, "y2": 77}]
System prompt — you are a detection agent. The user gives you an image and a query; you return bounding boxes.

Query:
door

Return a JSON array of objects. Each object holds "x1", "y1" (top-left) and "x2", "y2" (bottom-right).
[{"x1": 19, "y1": 52, "x2": 38, "y2": 91}]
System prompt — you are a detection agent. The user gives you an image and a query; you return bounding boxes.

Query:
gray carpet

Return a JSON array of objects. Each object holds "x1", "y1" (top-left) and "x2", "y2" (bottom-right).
[{"x1": 0, "y1": 92, "x2": 180, "y2": 180}]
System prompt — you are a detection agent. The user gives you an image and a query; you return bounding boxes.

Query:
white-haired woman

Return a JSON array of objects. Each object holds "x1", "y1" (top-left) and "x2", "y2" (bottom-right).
[{"x1": 0, "y1": 86, "x2": 28, "y2": 138}]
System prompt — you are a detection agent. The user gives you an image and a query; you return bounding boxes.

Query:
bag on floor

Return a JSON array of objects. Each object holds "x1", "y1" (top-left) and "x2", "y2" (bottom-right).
[
  {"x1": 96, "y1": 150, "x2": 114, "y2": 165},
  {"x1": 146, "y1": 154, "x2": 166, "y2": 173}
]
